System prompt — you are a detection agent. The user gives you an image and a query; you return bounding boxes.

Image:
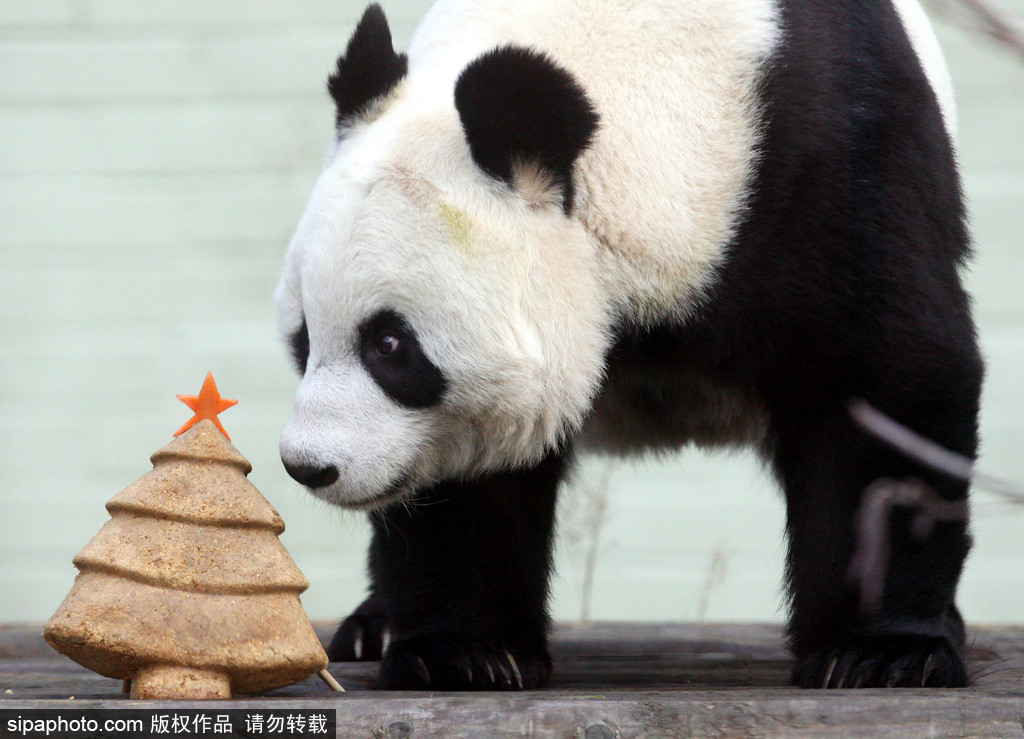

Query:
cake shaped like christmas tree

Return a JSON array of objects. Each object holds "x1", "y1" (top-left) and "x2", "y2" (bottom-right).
[{"x1": 44, "y1": 373, "x2": 331, "y2": 699}]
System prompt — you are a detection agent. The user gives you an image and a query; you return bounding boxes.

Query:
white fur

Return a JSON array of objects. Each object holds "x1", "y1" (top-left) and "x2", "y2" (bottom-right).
[
  {"x1": 892, "y1": 0, "x2": 958, "y2": 142},
  {"x1": 277, "y1": 88, "x2": 609, "y2": 506}
]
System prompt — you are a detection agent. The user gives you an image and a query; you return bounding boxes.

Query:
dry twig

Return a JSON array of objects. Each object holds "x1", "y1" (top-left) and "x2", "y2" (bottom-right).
[
  {"x1": 849, "y1": 399, "x2": 1024, "y2": 503},
  {"x1": 847, "y1": 400, "x2": 1024, "y2": 616},
  {"x1": 318, "y1": 668, "x2": 345, "y2": 692},
  {"x1": 929, "y1": 0, "x2": 1024, "y2": 59},
  {"x1": 847, "y1": 477, "x2": 968, "y2": 615}
]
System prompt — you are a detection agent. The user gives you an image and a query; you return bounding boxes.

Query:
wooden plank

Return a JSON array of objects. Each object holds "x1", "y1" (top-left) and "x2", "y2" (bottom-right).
[{"x1": 2, "y1": 624, "x2": 1022, "y2": 737}]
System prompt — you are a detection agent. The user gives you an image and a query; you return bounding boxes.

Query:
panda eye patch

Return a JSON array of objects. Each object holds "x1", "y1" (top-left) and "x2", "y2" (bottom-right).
[
  {"x1": 289, "y1": 317, "x2": 310, "y2": 375},
  {"x1": 357, "y1": 309, "x2": 447, "y2": 409}
]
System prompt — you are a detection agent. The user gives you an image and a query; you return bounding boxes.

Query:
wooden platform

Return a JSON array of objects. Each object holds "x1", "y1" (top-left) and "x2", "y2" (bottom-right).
[{"x1": 2, "y1": 623, "x2": 1023, "y2": 737}]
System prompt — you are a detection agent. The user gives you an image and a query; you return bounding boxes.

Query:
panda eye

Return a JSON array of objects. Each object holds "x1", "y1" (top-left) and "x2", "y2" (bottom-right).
[
  {"x1": 357, "y1": 309, "x2": 447, "y2": 409},
  {"x1": 375, "y1": 332, "x2": 401, "y2": 357},
  {"x1": 289, "y1": 317, "x2": 310, "y2": 375}
]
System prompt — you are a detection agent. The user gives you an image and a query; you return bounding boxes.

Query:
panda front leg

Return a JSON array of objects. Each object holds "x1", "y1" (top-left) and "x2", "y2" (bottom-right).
[
  {"x1": 361, "y1": 450, "x2": 567, "y2": 690},
  {"x1": 328, "y1": 588, "x2": 387, "y2": 662},
  {"x1": 774, "y1": 401, "x2": 974, "y2": 688}
]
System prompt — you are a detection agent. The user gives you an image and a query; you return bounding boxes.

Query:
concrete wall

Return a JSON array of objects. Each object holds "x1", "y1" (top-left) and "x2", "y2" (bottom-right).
[{"x1": 1, "y1": 1, "x2": 1022, "y2": 626}]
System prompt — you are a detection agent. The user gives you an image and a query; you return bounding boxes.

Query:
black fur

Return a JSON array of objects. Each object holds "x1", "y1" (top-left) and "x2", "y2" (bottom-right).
[
  {"x1": 357, "y1": 309, "x2": 447, "y2": 409},
  {"x1": 454, "y1": 46, "x2": 599, "y2": 214},
  {"x1": 329, "y1": 0, "x2": 981, "y2": 691},
  {"x1": 328, "y1": 4, "x2": 408, "y2": 127},
  {"x1": 289, "y1": 317, "x2": 309, "y2": 375},
  {"x1": 327, "y1": 590, "x2": 386, "y2": 662},
  {"x1": 602, "y1": 0, "x2": 979, "y2": 688},
  {"x1": 338, "y1": 450, "x2": 567, "y2": 690}
]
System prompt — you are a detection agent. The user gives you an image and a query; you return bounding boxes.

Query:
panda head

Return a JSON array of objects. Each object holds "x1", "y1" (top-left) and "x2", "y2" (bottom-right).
[{"x1": 276, "y1": 4, "x2": 607, "y2": 509}]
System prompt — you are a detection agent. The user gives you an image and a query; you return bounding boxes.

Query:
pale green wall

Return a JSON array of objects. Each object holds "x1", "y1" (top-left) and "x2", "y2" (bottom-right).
[{"x1": 1, "y1": 1, "x2": 1021, "y2": 626}]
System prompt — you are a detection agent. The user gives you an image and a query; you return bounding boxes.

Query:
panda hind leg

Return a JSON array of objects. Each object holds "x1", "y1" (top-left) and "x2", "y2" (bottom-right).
[
  {"x1": 775, "y1": 395, "x2": 976, "y2": 689},
  {"x1": 369, "y1": 451, "x2": 566, "y2": 690},
  {"x1": 792, "y1": 626, "x2": 968, "y2": 689}
]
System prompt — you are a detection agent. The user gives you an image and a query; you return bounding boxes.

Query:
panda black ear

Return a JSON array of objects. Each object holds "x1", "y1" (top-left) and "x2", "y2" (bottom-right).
[
  {"x1": 327, "y1": 4, "x2": 408, "y2": 127},
  {"x1": 454, "y1": 46, "x2": 599, "y2": 214}
]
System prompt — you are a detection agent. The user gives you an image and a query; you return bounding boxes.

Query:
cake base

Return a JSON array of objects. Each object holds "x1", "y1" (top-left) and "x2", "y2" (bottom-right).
[{"x1": 130, "y1": 664, "x2": 232, "y2": 700}]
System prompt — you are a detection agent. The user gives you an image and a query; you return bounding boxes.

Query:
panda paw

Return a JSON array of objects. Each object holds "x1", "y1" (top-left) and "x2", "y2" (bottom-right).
[
  {"x1": 377, "y1": 634, "x2": 552, "y2": 690},
  {"x1": 327, "y1": 598, "x2": 387, "y2": 662},
  {"x1": 792, "y1": 634, "x2": 968, "y2": 688}
]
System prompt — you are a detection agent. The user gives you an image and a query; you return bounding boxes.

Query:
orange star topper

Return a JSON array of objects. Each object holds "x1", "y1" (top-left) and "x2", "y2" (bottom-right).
[{"x1": 175, "y1": 372, "x2": 238, "y2": 440}]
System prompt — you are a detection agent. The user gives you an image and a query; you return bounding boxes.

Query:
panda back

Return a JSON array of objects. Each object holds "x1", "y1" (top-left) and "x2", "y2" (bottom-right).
[{"x1": 404, "y1": 0, "x2": 956, "y2": 325}]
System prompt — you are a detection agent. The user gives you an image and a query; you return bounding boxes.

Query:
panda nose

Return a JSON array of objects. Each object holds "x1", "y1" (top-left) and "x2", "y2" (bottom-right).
[{"x1": 283, "y1": 460, "x2": 340, "y2": 489}]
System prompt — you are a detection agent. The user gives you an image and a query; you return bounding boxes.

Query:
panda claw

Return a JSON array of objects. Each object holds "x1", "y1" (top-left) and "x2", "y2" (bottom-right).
[
  {"x1": 885, "y1": 670, "x2": 902, "y2": 688},
  {"x1": 328, "y1": 598, "x2": 387, "y2": 662},
  {"x1": 496, "y1": 660, "x2": 513, "y2": 688},
  {"x1": 921, "y1": 654, "x2": 938, "y2": 687},
  {"x1": 822, "y1": 657, "x2": 838, "y2": 689},
  {"x1": 793, "y1": 634, "x2": 967, "y2": 689},
  {"x1": 504, "y1": 650, "x2": 523, "y2": 690},
  {"x1": 412, "y1": 656, "x2": 431, "y2": 686},
  {"x1": 352, "y1": 629, "x2": 363, "y2": 661},
  {"x1": 378, "y1": 634, "x2": 551, "y2": 690}
]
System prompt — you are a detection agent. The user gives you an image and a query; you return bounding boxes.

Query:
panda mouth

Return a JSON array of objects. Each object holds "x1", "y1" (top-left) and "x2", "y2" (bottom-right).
[{"x1": 343, "y1": 474, "x2": 411, "y2": 511}]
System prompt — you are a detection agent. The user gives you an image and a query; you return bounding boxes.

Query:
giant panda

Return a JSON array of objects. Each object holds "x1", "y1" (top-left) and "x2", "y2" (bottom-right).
[{"x1": 276, "y1": 0, "x2": 982, "y2": 690}]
